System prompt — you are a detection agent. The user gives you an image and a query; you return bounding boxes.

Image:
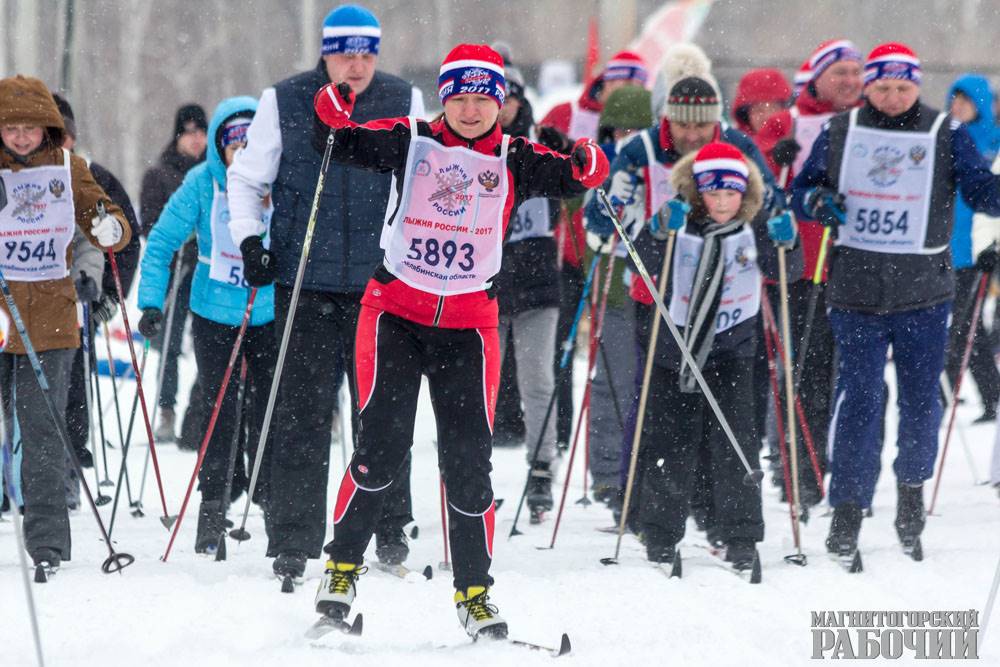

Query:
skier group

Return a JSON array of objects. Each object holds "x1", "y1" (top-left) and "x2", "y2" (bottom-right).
[{"x1": 4, "y1": 2, "x2": 1000, "y2": 645}]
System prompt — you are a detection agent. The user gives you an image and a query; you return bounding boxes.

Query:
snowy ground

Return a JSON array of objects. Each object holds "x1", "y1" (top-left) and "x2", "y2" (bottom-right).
[{"x1": 3, "y1": 327, "x2": 1000, "y2": 666}]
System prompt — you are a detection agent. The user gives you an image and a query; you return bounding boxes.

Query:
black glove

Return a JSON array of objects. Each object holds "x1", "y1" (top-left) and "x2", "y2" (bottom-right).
[
  {"x1": 91, "y1": 292, "x2": 118, "y2": 323},
  {"x1": 805, "y1": 187, "x2": 847, "y2": 227},
  {"x1": 536, "y1": 125, "x2": 574, "y2": 154},
  {"x1": 240, "y1": 236, "x2": 276, "y2": 287},
  {"x1": 75, "y1": 272, "x2": 100, "y2": 303},
  {"x1": 772, "y1": 138, "x2": 801, "y2": 168},
  {"x1": 975, "y1": 245, "x2": 1000, "y2": 274},
  {"x1": 138, "y1": 308, "x2": 163, "y2": 339}
]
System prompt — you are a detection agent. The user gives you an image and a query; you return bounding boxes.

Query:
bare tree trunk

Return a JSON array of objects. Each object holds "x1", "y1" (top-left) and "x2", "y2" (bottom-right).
[{"x1": 118, "y1": 0, "x2": 154, "y2": 197}]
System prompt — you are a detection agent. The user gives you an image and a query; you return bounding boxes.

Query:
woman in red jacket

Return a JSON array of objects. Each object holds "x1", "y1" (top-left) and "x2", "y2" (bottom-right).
[{"x1": 303, "y1": 43, "x2": 607, "y2": 639}]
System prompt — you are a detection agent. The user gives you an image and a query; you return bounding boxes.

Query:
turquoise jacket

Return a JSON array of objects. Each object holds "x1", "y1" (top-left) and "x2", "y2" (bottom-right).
[{"x1": 138, "y1": 96, "x2": 274, "y2": 326}]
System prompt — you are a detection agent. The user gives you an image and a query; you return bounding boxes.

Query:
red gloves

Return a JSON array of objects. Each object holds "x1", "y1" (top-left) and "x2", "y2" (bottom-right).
[
  {"x1": 313, "y1": 82, "x2": 356, "y2": 129},
  {"x1": 570, "y1": 138, "x2": 609, "y2": 189}
]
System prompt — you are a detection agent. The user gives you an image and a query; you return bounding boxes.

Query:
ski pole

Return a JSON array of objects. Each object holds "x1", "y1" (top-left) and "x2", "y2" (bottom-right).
[
  {"x1": 0, "y1": 266, "x2": 134, "y2": 573},
  {"x1": 84, "y1": 313, "x2": 114, "y2": 490},
  {"x1": 136, "y1": 252, "x2": 187, "y2": 512},
  {"x1": 3, "y1": 440, "x2": 45, "y2": 667},
  {"x1": 508, "y1": 252, "x2": 602, "y2": 537},
  {"x1": 81, "y1": 305, "x2": 110, "y2": 506},
  {"x1": 101, "y1": 321, "x2": 135, "y2": 507},
  {"x1": 938, "y1": 374, "x2": 986, "y2": 485},
  {"x1": 792, "y1": 226, "x2": 832, "y2": 394},
  {"x1": 107, "y1": 339, "x2": 149, "y2": 538},
  {"x1": 99, "y1": 202, "x2": 174, "y2": 529},
  {"x1": 438, "y1": 476, "x2": 451, "y2": 570},
  {"x1": 216, "y1": 356, "x2": 248, "y2": 562},
  {"x1": 602, "y1": 231, "x2": 674, "y2": 565},
  {"x1": 596, "y1": 189, "x2": 762, "y2": 485},
  {"x1": 929, "y1": 270, "x2": 990, "y2": 515},
  {"x1": 776, "y1": 241, "x2": 807, "y2": 565},
  {"x1": 983, "y1": 551, "x2": 1000, "y2": 646},
  {"x1": 549, "y1": 241, "x2": 619, "y2": 548},
  {"x1": 163, "y1": 289, "x2": 257, "y2": 561},
  {"x1": 88, "y1": 325, "x2": 130, "y2": 514},
  {"x1": 235, "y1": 131, "x2": 337, "y2": 539}
]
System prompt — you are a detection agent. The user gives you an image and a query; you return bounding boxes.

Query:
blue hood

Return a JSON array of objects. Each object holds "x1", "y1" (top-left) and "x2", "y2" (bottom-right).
[
  {"x1": 948, "y1": 74, "x2": 1000, "y2": 158},
  {"x1": 207, "y1": 95, "x2": 258, "y2": 189}
]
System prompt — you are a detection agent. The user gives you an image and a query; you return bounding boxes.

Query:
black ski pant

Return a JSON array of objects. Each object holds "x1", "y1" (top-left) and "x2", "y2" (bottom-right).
[
  {"x1": 190, "y1": 314, "x2": 275, "y2": 504},
  {"x1": 267, "y1": 287, "x2": 411, "y2": 558},
  {"x1": 946, "y1": 268, "x2": 1000, "y2": 412},
  {"x1": 638, "y1": 357, "x2": 763, "y2": 549},
  {"x1": 555, "y1": 264, "x2": 584, "y2": 444},
  {"x1": 327, "y1": 307, "x2": 498, "y2": 591}
]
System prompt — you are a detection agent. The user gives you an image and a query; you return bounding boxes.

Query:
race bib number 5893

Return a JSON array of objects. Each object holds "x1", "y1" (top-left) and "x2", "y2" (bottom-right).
[{"x1": 406, "y1": 237, "x2": 475, "y2": 272}]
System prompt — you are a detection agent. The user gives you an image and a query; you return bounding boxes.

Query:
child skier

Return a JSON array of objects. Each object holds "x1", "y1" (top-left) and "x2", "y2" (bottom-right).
[
  {"x1": 634, "y1": 142, "x2": 800, "y2": 571},
  {"x1": 300, "y1": 44, "x2": 608, "y2": 638},
  {"x1": 137, "y1": 96, "x2": 275, "y2": 554}
]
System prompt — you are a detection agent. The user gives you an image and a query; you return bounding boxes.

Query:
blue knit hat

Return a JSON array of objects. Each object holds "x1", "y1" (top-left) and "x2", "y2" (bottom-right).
[{"x1": 322, "y1": 5, "x2": 381, "y2": 56}]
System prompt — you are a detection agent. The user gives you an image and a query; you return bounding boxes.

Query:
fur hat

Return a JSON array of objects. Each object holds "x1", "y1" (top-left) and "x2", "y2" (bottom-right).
[{"x1": 671, "y1": 145, "x2": 764, "y2": 223}]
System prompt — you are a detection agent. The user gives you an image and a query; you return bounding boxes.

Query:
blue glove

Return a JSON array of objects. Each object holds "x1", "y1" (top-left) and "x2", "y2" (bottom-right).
[
  {"x1": 804, "y1": 187, "x2": 846, "y2": 227},
  {"x1": 650, "y1": 197, "x2": 689, "y2": 240},
  {"x1": 767, "y1": 211, "x2": 797, "y2": 248}
]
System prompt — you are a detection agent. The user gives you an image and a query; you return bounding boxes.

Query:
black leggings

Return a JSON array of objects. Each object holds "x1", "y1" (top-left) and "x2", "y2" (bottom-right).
[{"x1": 327, "y1": 307, "x2": 499, "y2": 590}]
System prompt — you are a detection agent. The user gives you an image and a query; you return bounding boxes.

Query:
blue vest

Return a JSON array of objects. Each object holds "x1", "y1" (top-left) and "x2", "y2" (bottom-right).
[{"x1": 271, "y1": 64, "x2": 412, "y2": 292}]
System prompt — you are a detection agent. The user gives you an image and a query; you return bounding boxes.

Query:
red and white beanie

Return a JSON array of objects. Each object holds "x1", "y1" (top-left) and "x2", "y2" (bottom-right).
[
  {"x1": 809, "y1": 39, "x2": 862, "y2": 82},
  {"x1": 438, "y1": 44, "x2": 506, "y2": 107},
  {"x1": 603, "y1": 50, "x2": 648, "y2": 84},
  {"x1": 793, "y1": 58, "x2": 812, "y2": 98},
  {"x1": 864, "y1": 42, "x2": 921, "y2": 86},
  {"x1": 693, "y1": 142, "x2": 749, "y2": 194}
]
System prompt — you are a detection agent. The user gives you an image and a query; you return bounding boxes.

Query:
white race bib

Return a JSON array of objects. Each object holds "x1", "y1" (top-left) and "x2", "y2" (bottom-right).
[
  {"x1": 568, "y1": 105, "x2": 600, "y2": 141},
  {"x1": 208, "y1": 182, "x2": 272, "y2": 287},
  {"x1": 382, "y1": 118, "x2": 508, "y2": 296},
  {"x1": 509, "y1": 198, "x2": 553, "y2": 243},
  {"x1": 791, "y1": 109, "x2": 834, "y2": 178},
  {"x1": 0, "y1": 151, "x2": 75, "y2": 282},
  {"x1": 668, "y1": 225, "x2": 760, "y2": 333},
  {"x1": 838, "y1": 109, "x2": 946, "y2": 255}
]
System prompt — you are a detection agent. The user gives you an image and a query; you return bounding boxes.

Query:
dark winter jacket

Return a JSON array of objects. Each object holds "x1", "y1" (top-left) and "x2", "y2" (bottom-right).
[
  {"x1": 792, "y1": 100, "x2": 1000, "y2": 314},
  {"x1": 649, "y1": 152, "x2": 801, "y2": 371},
  {"x1": 495, "y1": 97, "x2": 562, "y2": 316},
  {"x1": 140, "y1": 143, "x2": 201, "y2": 269},
  {"x1": 328, "y1": 116, "x2": 591, "y2": 329},
  {"x1": 270, "y1": 63, "x2": 413, "y2": 294}
]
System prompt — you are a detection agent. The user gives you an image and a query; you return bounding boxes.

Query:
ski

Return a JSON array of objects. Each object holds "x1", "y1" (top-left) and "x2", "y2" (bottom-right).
[
  {"x1": 684, "y1": 545, "x2": 762, "y2": 584},
  {"x1": 33, "y1": 563, "x2": 58, "y2": 583},
  {"x1": 372, "y1": 562, "x2": 433, "y2": 580},
  {"x1": 901, "y1": 537, "x2": 923, "y2": 562},
  {"x1": 441, "y1": 633, "x2": 572, "y2": 657},
  {"x1": 277, "y1": 573, "x2": 303, "y2": 594},
  {"x1": 828, "y1": 549, "x2": 864, "y2": 573},
  {"x1": 304, "y1": 612, "x2": 364, "y2": 640},
  {"x1": 529, "y1": 508, "x2": 546, "y2": 524}
]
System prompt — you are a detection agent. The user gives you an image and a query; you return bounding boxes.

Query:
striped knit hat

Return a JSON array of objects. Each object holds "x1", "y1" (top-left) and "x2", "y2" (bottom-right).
[
  {"x1": 808, "y1": 39, "x2": 862, "y2": 83},
  {"x1": 603, "y1": 50, "x2": 648, "y2": 83},
  {"x1": 693, "y1": 142, "x2": 749, "y2": 193},
  {"x1": 793, "y1": 58, "x2": 812, "y2": 98},
  {"x1": 438, "y1": 44, "x2": 506, "y2": 107},
  {"x1": 865, "y1": 42, "x2": 922, "y2": 86},
  {"x1": 322, "y1": 5, "x2": 381, "y2": 56},
  {"x1": 666, "y1": 76, "x2": 721, "y2": 124}
]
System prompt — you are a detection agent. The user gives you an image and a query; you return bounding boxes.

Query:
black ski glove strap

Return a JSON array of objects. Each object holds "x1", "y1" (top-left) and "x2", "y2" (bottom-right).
[{"x1": 240, "y1": 236, "x2": 276, "y2": 287}]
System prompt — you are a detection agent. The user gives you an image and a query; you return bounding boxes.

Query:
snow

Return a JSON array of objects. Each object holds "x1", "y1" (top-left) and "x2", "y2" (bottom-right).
[{"x1": 2, "y1": 331, "x2": 1000, "y2": 667}]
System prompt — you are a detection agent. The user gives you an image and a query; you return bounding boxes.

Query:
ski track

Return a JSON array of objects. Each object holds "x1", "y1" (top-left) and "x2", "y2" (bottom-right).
[{"x1": 2, "y1": 335, "x2": 999, "y2": 666}]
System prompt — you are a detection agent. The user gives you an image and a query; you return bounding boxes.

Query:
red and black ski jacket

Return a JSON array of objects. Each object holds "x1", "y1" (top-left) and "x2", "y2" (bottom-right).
[{"x1": 327, "y1": 116, "x2": 590, "y2": 329}]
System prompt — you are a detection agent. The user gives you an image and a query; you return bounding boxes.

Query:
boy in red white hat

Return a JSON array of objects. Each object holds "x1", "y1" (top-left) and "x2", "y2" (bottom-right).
[
  {"x1": 793, "y1": 42, "x2": 1000, "y2": 562},
  {"x1": 309, "y1": 43, "x2": 608, "y2": 639},
  {"x1": 633, "y1": 141, "x2": 801, "y2": 572}
]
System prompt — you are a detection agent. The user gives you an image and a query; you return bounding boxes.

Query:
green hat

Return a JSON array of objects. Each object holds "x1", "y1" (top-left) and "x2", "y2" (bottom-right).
[{"x1": 599, "y1": 86, "x2": 653, "y2": 130}]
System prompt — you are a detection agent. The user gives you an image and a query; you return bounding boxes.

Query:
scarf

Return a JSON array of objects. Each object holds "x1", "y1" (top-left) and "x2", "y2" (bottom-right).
[{"x1": 678, "y1": 218, "x2": 746, "y2": 392}]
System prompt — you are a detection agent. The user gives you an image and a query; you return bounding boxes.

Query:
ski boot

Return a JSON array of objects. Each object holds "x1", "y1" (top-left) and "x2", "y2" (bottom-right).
[
  {"x1": 273, "y1": 551, "x2": 307, "y2": 593},
  {"x1": 894, "y1": 482, "x2": 925, "y2": 560},
  {"x1": 315, "y1": 561, "x2": 366, "y2": 619},
  {"x1": 825, "y1": 503, "x2": 863, "y2": 557},
  {"x1": 375, "y1": 523, "x2": 409, "y2": 566},
  {"x1": 725, "y1": 539, "x2": 757, "y2": 571},
  {"x1": 645, "y1": 540, "x2": 677, "y2": 565},
  {"x1": 32, "y1": 548, "x2": 61, "y2": 583},
  {"x1": 155, "y1": 407, "x2": 177, "y2": 443},
  {"x1": 195, "y1": 500, "x2": 225, "y2": 554},
  {"x1": 455, "y1": 586, "x2": 508, "y2": 640},
  {"x1": 527, "y1": 463, "x2": 553, "y2": 523}
]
